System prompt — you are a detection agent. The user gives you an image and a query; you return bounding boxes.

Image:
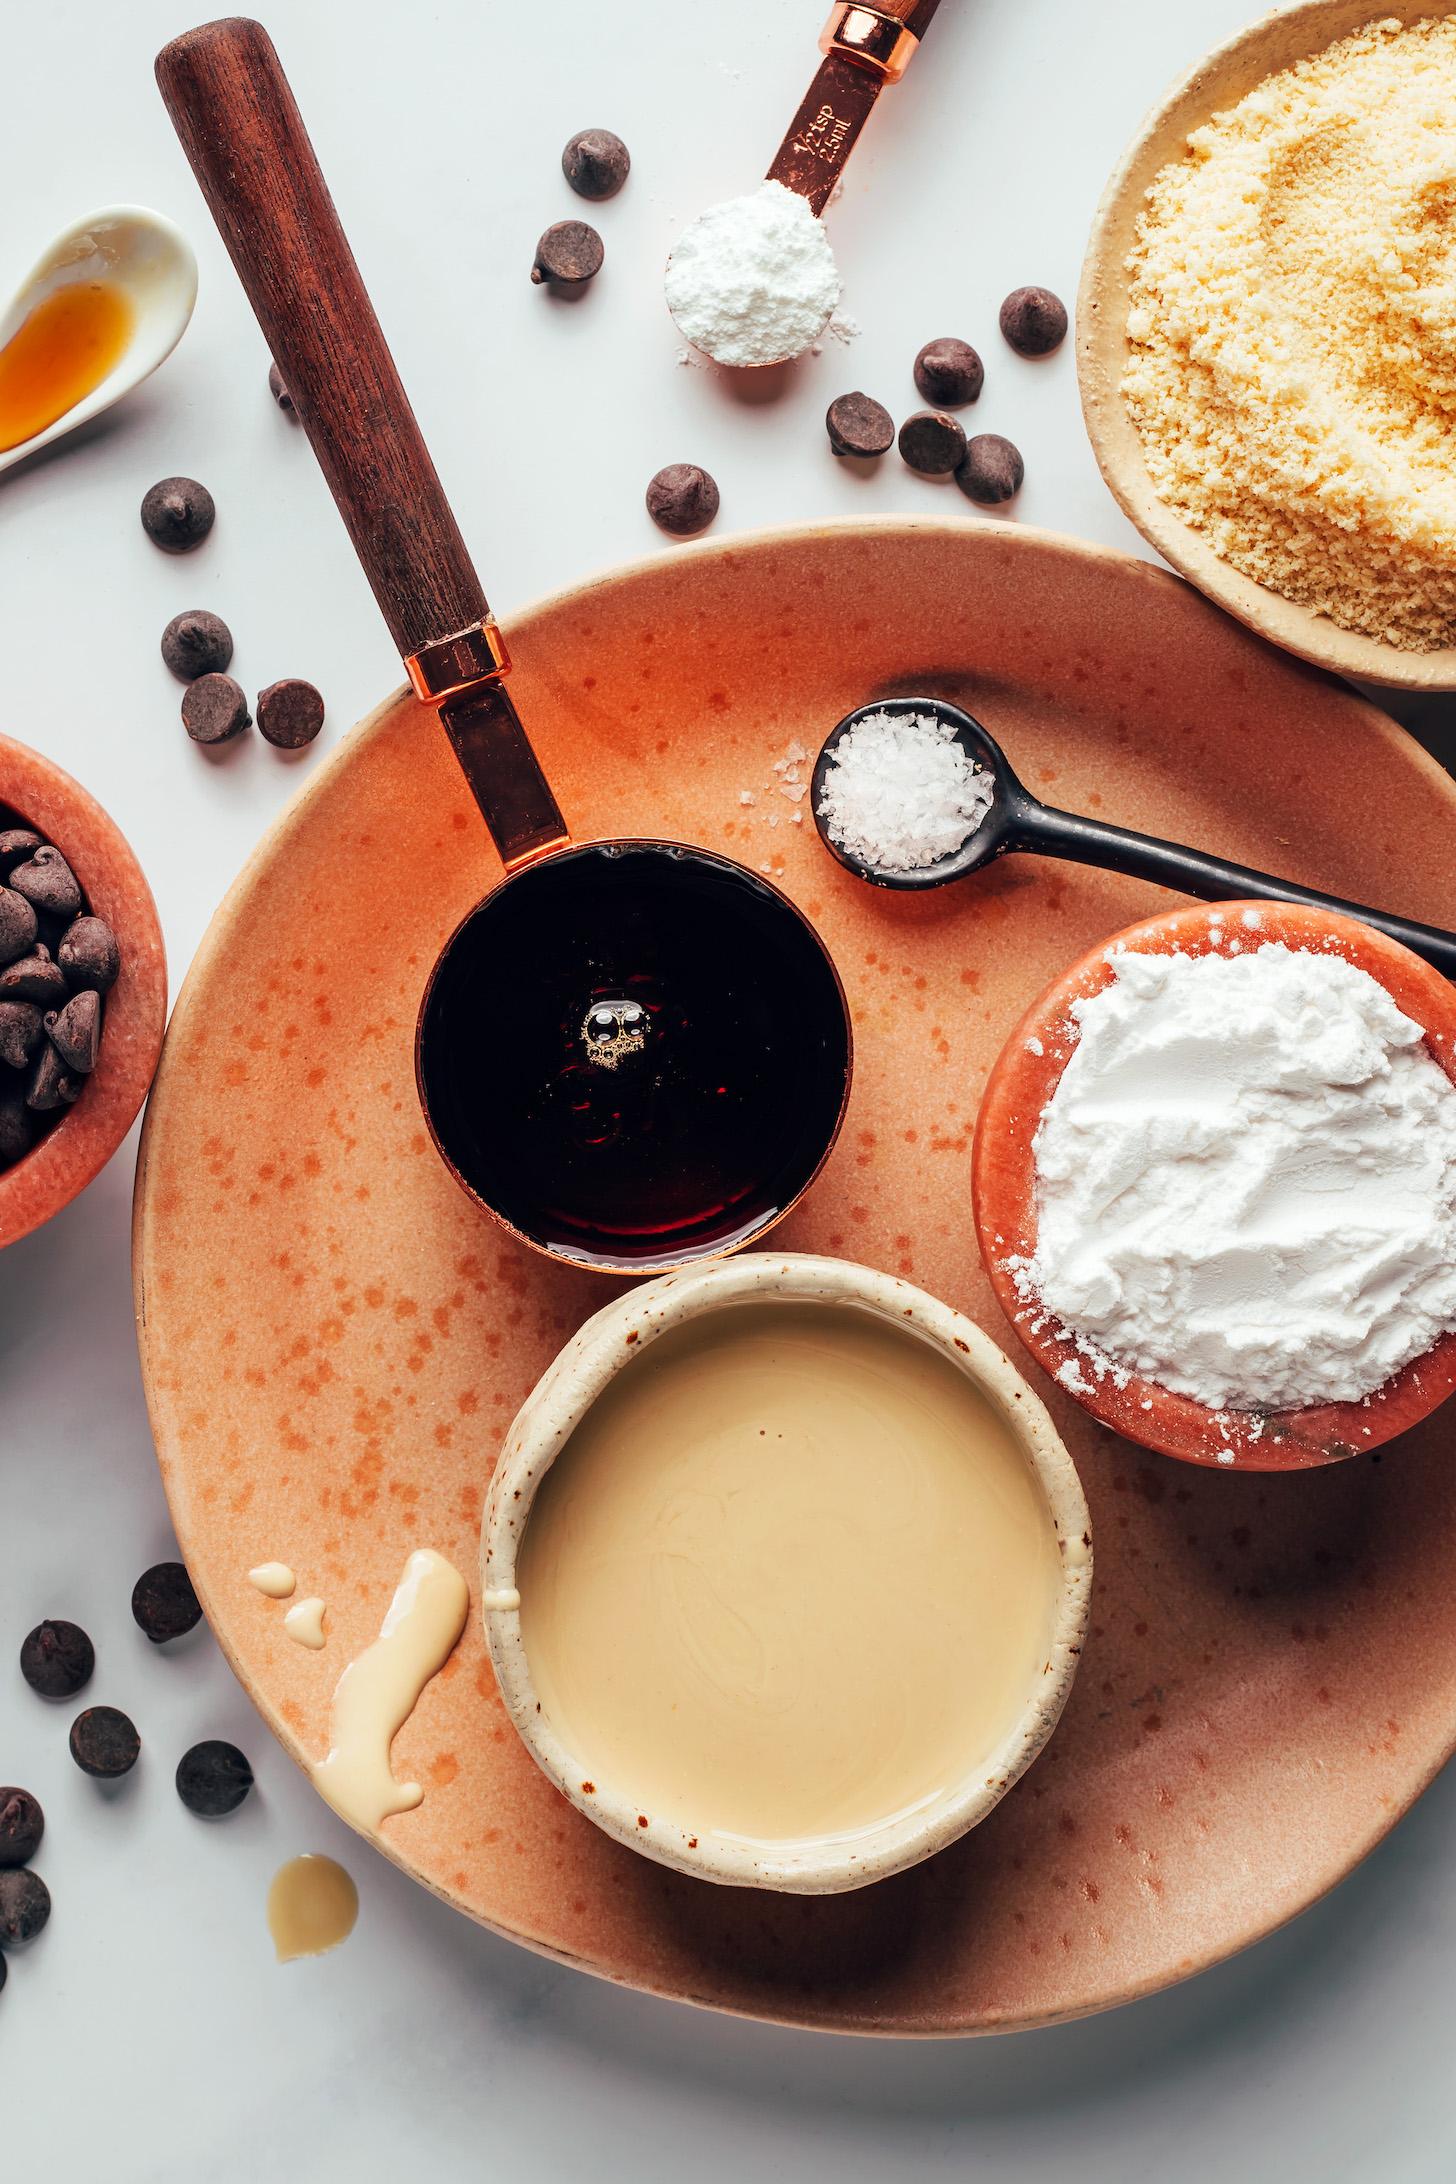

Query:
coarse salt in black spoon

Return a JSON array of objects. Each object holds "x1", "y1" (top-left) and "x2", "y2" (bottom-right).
[{"x1": 812, "y1": 696, "x2": 1456, "y2": 978}]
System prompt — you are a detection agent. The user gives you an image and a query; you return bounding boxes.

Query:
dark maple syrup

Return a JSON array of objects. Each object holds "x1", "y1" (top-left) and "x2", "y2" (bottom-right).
[{"x1": 417, "y1": 842, "x2": 851, "y2": 1269}]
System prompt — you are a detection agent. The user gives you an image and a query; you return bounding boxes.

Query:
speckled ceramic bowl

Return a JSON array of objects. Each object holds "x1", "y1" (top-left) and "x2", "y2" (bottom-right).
[
  {"x1": 0, "y1": 733, "x2": 166, "y2": 1249},
  {"x1": 973, "y1": 902, "x2": 1456, "y2": 1471},
  {"x1": 482, "y1": 1251, "x2": 1093, "y2": 1894}
]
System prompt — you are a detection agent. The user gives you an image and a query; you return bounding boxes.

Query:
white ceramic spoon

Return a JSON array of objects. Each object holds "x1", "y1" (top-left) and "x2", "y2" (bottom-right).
[{"x1": 0, "y1": 206, "x2": 197, "y2": 474}]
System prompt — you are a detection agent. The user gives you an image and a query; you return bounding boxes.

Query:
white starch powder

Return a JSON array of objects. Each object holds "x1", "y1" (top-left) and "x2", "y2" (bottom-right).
[
  {"x1": 665, "y1": 182, "x2": 841, "y2": 368},
  {"x1": 1013, "y1": 944, "x2": 1456, "y2": 1412},
  {"x1": 816, "y1": 710, "x2": 994, "y2": 873}
]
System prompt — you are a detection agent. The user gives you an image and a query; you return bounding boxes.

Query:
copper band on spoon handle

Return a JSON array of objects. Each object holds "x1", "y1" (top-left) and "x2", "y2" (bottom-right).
[
  {"x1": 155, "y1": 16, "x2": 568, "y2": 872},
  {"x1": 768, "y1": 1, "x2": 944, "y2": 213}
]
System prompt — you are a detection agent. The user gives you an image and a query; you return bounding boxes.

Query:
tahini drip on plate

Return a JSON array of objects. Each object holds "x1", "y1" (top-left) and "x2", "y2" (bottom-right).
[
  {"x1": 156, "y1": 19, "x2": 851, "y2": 1278},
  {"x1": 810, "y1": 696, "x2": 1456, "y2": 975}
]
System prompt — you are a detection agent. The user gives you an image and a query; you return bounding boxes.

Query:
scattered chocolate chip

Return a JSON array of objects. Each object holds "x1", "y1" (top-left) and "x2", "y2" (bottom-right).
[
  {"x1": 0, "y1": 830, "x2": 42, "y2": 878},
  {"x1": 0, "y1": 1947, "x2": 5, "y2": 1990},
  {"x1": 26, "y1": 1043, "x2": 81, "y2": 1112},
  {"x1": 0, "y1": 887, "x2": 38, "y2": 967},
  {"x1": 999, "y1": 285, "x2": 1067, "y2": 357},
  {"x1": 562, "y1": 127, "x2": 630, "y2": 201},
  {"x1": 182, "y1": 674, "x2": 251, "y2": 746},
  {"x1": 0, "y1": 1003, "x2": 43, "y2": 1070},
  {"x1": 131, "y1": 1560, "x2": 203, "y2": 1644},
  {"x1": 57, "y1": 917, "x2": 120, "y2": 995},
  {"x1": 825, "y1": 391, "x2": 895, "y2": 458},
  {"x1": 0, "y1": 1092, "x2": 31, "y2": 1166},
  {"x1": 956, "y1": 432, "x2": 1025, "y2": 505},
  {"x1": 0, "y1": 950, "x2": 67, "y2": 1006},
  {"x1": 47, "y1": 990, "x2": 100, "y2": 1075},
  {"x1": 70, "y1": 1707, "x2": 140, "y2": 1779},
  {"x1": 176, "y1": 1741, "x2": 254, "y2": 1817},
  {"x1": 161, "y1": 609, "x2": 234, "y2": 682},
  {"x1": 531, "y1": 219, "x2": 605, "y2": 286},
  {"x1": 257, "y1": 679, "x2": 325, "y2": 750},
  {"x1": 268, "y1": 360, "x2": 295, "y2": 412},
  {"x1": 645, "y1": 463, "x2": 719, "y2": 536},
  {"x1": 140, "y1": 475, "x2": 216, "y2": 553},
  {"x1": 9, "y1": 845, "x2": 81, "y2": 920},
  {"x1": 913, "y1": 338, "x2": 983, "y2": 408},
  {"x1": 0, "y1": 1868, "x2": 50, "y2": 1945},
  {"x1": 19, "y1": 1619, "x2": 94, "y2": 1698},
  {"x1": 898, "y1": 409, "x2": 968, "y2": 476},
  {"x1": 0, "y1": 1790, "x2": 44, "y2": 1869}
]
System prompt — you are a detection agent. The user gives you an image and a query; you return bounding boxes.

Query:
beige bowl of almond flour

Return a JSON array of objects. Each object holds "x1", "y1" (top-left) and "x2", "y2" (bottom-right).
[{"x1": 1079, "y1": 1, "x2": 1456, "y2": 690}]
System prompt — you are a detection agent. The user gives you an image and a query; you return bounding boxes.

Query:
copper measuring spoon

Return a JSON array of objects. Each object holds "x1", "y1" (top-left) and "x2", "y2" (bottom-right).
[
  {"x1": 812, "y1": 697, "x2": 1456, "y2": 976},
  {"x1": 666, "y1": 1, "x2": 944, "y2": 365},
  {"x1": 157, "y1": 18, "x2": 852, "y2": 1274}
]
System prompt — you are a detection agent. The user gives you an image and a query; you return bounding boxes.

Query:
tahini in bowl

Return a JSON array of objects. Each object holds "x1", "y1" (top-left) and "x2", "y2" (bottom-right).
[{"x1": 482, "y1": 1252, "x2": 1093, "y2": 1895}]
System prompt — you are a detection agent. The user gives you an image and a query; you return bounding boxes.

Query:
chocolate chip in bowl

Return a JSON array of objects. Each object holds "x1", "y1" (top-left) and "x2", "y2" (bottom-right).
[
  {"x1": 973, "y1": 901, "x2": 1456, "y2": 1470},
  {"x1": 0, "y1": 734, "x2": 165, "y2": 1251}
]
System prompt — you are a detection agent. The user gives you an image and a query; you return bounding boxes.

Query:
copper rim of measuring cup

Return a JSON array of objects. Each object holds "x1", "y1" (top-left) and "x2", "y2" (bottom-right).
[{"x1": 414, "y1": 837, "x2": 854, "y2": 1277}]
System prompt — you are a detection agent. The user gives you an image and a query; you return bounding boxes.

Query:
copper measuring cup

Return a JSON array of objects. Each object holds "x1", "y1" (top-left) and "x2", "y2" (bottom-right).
[{"x1": 157, "y1": 18, "x2": 852, "y2": 1274}]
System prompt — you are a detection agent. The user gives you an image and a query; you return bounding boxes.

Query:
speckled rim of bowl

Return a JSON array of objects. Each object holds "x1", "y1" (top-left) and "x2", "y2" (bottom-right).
[
  {"x1": 0, "y1": 732, "x2": 167, "y2": 1250},
  {"x1": 1076, "y1": 0, "x2": 1456, "y2": 693},
  {"x1": 482, "y1": 1251, "x2": 1094, "y2": 1896}
]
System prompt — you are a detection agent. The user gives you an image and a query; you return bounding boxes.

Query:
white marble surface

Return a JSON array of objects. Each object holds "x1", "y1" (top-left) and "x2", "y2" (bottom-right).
[{"x1": 3, "y1": 1, "x2": 1455, "y2": 2175}]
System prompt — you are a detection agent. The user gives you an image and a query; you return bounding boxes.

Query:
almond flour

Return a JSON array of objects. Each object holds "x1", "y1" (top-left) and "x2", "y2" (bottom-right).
[{"x1": 1123, "y1": 16, "x2": 1456, "y2": 651}]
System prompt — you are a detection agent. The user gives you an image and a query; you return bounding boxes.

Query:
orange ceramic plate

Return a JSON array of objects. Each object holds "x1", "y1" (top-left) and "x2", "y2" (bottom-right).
[
  {"x1": 135, "y1": 519, "x2": 1456, "y2": 2035},
  {"x1": 972, "y1": 902, "x2": 1456, "y2": 1471}
]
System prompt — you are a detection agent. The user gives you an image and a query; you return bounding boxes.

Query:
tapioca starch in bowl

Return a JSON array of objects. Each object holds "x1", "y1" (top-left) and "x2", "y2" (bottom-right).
[
  {"x1": 1123, "y1": 15, "x2": 1456, "y2": 652},
  {"x1": 1011, "y1": 943, "x2": 1456, "y2": 1414}
]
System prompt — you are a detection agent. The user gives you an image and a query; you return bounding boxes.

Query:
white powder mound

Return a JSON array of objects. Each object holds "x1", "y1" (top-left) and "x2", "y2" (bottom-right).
[
  {"x1": 1013, "y1": 944, "x2": 1456, "y2": 1413},
  {"x1": 815, "y1": 710, "x2": 994, "y2": 873},
  {"x1": 665, "y1": 181, "x2": 841, "y2": 368}
]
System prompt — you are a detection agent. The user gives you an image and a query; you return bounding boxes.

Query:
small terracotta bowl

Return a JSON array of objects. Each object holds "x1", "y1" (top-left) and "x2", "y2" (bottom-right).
[
  {"x1": 482, "y1": 1251, "x2": 1093, "y2": 1895},
  {"x1": 972, "y1": 903, "x2": 1456, "y2": 1471},
  {"x1": 0, "y1": 733, "x2": 166, "y2": 1250}
]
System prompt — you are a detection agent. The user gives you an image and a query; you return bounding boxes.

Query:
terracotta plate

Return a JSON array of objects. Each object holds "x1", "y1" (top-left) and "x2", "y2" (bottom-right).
[{"x1": 134, "y1": 519, "x2": 1456, "y2": 2035}]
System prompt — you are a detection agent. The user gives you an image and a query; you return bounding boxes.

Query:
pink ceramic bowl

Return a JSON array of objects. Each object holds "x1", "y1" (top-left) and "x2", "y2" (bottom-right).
[{"x1": 0, "y1": 733, "x2": 166, "y2": 1248}]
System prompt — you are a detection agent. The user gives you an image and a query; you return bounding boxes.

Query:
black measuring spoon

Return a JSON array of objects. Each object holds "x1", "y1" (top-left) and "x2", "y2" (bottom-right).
[{"x1": 812, "y1": 697, "x2": 1456, "y2": 978}]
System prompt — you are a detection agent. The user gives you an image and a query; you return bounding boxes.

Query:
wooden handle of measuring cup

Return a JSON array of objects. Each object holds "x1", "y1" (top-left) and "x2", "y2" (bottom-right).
[
  {"x1": 157, "y1": 18, "x2": 569, "y2": 870},
  {"x1": 156, "y1": 17, "x2": 487, "y2": 669}
]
